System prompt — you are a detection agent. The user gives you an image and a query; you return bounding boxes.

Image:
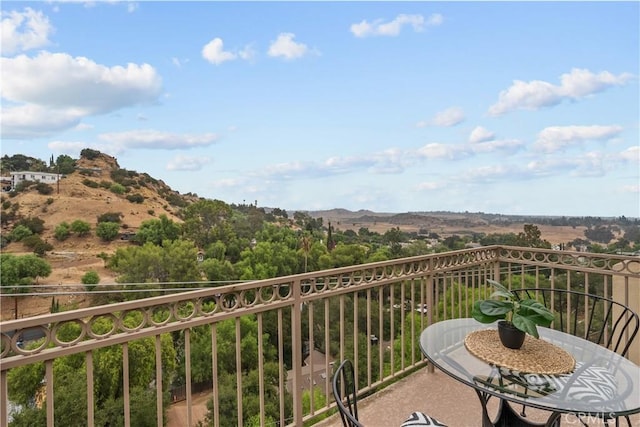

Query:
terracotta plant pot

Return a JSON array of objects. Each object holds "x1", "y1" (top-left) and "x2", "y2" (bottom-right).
[{"x1": 498, "y1": 320, "x2": 525, "y2": 349}]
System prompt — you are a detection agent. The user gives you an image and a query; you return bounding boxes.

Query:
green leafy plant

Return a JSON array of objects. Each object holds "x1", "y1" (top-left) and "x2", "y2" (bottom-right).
[{"x1": 471, "y1": 279, "x2": 554, "y2": 338}]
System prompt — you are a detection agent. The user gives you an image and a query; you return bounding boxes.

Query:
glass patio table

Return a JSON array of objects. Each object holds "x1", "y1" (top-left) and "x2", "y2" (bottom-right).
[{"x1": 419, "y1": 318, "x2": 640, "y2": 427}]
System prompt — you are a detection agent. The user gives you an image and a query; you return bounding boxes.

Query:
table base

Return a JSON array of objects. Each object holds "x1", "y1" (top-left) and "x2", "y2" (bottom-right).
[{"x1": 476, "y1": 390, "x2": 561, "y2": 427}]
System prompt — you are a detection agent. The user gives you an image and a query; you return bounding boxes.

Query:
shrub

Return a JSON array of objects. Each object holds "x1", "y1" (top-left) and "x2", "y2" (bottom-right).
[
  {"x1": 21, "y1": 235, "x2": 53, "y2": 255},
  {"x1": 109, "y1": 183, "x2": 126, "y2": 195},
  {"x1": 97, "y1": 212, "x2": 122, "y2": 224},
  {"x1": 81, "y1": 271, "x2": 100, "y2": 290},
  {"x1": 147, "y1": 209, "x2": 155, "y2": 216},
  {"x1": 21, "y1": 234, "x2": 42, "y2": 248},
  {"x1": 80, "y1": 148, "x2": 101, "y2": 160},
  {"x1": 99, "y1": 181, "x2": 111, "y2": 189},
  {"x1": 2, "y1": 200, "x2": 11, "y2": 209},
  {"x1": 126, "y1": 193, "x2": 145, "y2": 204},
  {"x1": 82, "y1": 179, "x2": 100, "y2": 188},
  {"x1": 33, "y1": 239, "x2": 53, "y2": 256},
  {"x1": 164, "y1": 192, "x2": 187, "y2": 207},
  {"x1": 35, "y1": 182, "x2": 53, "y2": 195},
  {"x1": 16, "y1": 217, "x2": 45, "y2": 234},
  {"x1": 96, "y1": 222, "x2": 120, "y2": 241},
  {"x1": 46, "y1": 198, "x2": 54, "y2": 205},
  {"x1": 10, "y1": 225, "x2": 33, "y2": 242},
  {"x1": 111, "y1": 168, "x2": 138, "y2": 186},
  {"x1": 14, "y1": 180, "x2": 35, "y2": 193},
  {"x1": 54, "y1": 222, "x2": 71, "y2": 241},
  {"x1": 71, "y1": 220, "x2": 91, "y2": 236}
]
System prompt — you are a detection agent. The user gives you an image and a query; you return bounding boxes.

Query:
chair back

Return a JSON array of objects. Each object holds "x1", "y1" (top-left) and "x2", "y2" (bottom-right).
[
  {"x1": 513, "y1": 288, "x2": 639, "y2": 357},
  {"x1": 332, "y1": 359, "x2": 363, "y2": 427}
]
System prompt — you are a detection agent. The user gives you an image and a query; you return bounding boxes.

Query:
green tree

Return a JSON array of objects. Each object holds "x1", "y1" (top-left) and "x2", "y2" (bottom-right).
[
  {"x1": 81, "y1": 270, "x2": 100, "y2": 289},
  {"x1": 182, "y1": 199, "x2": 234, "y2": 248},
  {"x1": 55, "y1": 154, "x2": 76, "y2": 174},
  {"x1": 518, "y1": 224, "x2": 551, "y2": 248},
  {"x1": 236, "y1": 240, "x2": 298, "y2": 280},
  {"x1": 9, "y1": 224, "x2": 33, "y2": 242},
  {"x1": 15, "y1": 217, "x2": 45, "y2": 234},
  {"x1": 0, "y1": 253, "x2": 52, "y2": 318},
  {"x1": 200, "y1": 258, "x2": 236, "y2": 282},
  {"x1": 134, "y1": 214, "x2": 181, "y2": 246},
  {"x1": 161, "y1": 239, "x2": 201, "y2": 283},
  {"x1": 54, "y1": 222, "x2": 71, "y2": 241},
  {"x1": 70, "y1": 219, "x2": 91, "y2": 236},
  {"x1": 96, "y1": 222, "x2": 120, "y2": 241},
  {"x1": 108, "y1": 240, "x2": 200, "y2": 297}
]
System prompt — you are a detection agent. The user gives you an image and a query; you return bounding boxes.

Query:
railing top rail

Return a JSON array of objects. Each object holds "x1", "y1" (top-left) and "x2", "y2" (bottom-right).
[{"x1": 496, "y1": 246, "x2": 640, "y2": 276}]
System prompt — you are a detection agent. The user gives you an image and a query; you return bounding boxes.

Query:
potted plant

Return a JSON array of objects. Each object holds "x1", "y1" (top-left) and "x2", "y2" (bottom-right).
[{"x1": 471, "y1": 279, "x2": 555, "y2": 349}]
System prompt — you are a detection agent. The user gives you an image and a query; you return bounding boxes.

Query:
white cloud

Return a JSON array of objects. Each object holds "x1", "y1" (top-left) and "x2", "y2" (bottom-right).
[
  {"x1": 426, "y1": 13, "x2": 444, "y2": 26},
  {"x1": 1, "y1": 51, "x2": 162, "y2": 113},
  {"x1": 166, "y1": 155, "x2": 211, "y2": 171},
  {"x1": 469, "y1": 126, "x2": 495, "y2": 143},
  {"x1": 617, "y1": 146, "x2": 639, "y2": 163},
  {"x1": 1, "y1": 104, "x2": 82, "y2": 138},
  {"x1": 268, "y1": 33, "x2": 310, "y2": 60},
  {"x1": 171, "y1": 57, "x2": 189, "y2": 68},
  {"x1": 416, "y1": 181, "x2": 442, "y2": 191},
  {"x1": 98, "y1": 129, "x2": 219, "y2": 150},
  {"x1": 489, "y1": 68, "x2": 633, "y2": 116},
  {"x1": 1, "y1": 7, "x2": 54, "y2": 55},
  {"x1": 416, "y1": 143, "x2": 468, "y2": 159},
  {"x1": 534, "y1": 125, "x2": 623, "y2": 152},
  {"x1": 471, "y1": 139, "x2": 524, "y2": 154},
  {"x1": 350, "y1": 13, "x2": 442, "y2": 38},
  {"x1": 463, "y1": 165, "x2": 514, "y2": 182},
  {"x1": 1, "y1": 51, "x2": 162, "y2": 138},
  {"x1": 238, "y1": 44, "x2": 256, "y2": 61},
  {"x1": 202, "y1": 38, "x2": 237, "y2": 65},
  {"x1": 47, "y1": 140, "x2": 93, "y2": 155},
  {"x1": 430, "y1": 107, "x2": 465, "y2": 127},
  {"x1": 210, "y1": 178, "x2": 247, "y2": 189}
]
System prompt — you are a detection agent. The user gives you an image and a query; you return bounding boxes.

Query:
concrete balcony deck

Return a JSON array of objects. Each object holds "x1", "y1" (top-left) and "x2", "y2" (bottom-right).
[{"x1": 314, "y1": 366, "x2": 640, "y2": 427}]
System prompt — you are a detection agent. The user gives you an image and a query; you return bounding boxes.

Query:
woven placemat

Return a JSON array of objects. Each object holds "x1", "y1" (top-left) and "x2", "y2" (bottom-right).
[{"x1": 464, "y1": 329, "x2": 576, "y2": 374}]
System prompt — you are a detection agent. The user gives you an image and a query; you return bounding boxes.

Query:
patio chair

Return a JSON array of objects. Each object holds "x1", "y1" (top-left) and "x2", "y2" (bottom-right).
[
  {"x1": 331, "y1": 359, "x2": 447, "y2": 427},
  {"x1": 513, "y1": 288, "x2": 639, "y2": 357},
  {"x1": 512, "y1": 287, "x2": 640, "y2": 426}
]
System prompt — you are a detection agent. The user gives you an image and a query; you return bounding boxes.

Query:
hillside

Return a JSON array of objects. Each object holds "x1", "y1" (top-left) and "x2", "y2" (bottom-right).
[
  {"x1": 2, "y1": 153, "x2": 190, "y2": 245},
  {"x1": 307, "y1": 209, "x2": 595, "y2": 246},
  {"x1": 1, "y1": 153, "x2": 196, "y2": 319}
]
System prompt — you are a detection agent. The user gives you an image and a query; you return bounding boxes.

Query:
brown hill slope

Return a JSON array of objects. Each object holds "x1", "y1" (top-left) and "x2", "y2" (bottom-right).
[
  {"x1": 1, "y1": 153, "x2": 195, "y2": 319},
  {"x1": 3, "y1": 153, "x2": 188, "y2": 245}
]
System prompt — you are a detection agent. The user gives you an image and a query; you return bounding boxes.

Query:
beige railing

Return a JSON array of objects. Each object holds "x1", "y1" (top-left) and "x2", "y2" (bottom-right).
[{"x1": 1, "y1": 246, "x2": 638, "y2": 427}]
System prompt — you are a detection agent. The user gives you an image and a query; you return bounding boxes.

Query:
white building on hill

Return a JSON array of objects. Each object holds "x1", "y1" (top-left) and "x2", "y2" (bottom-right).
[{"x1": 10, "y1": 171, "x2": 61, "y2": 189}]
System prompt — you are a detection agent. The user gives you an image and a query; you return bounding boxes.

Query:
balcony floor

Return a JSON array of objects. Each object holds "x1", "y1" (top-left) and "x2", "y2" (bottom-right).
[{"x1": 315, "y1": 365, "x2": 640, "y2": 427}]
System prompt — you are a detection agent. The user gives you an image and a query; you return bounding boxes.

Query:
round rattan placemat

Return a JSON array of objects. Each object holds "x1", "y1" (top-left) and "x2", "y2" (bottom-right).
[{"x1": 464, "y1": 329, "x2": 576, "y2": 374}]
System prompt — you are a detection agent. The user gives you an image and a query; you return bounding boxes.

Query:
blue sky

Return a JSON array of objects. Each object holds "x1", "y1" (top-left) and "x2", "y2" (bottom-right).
[{"x1": 1, "y1": 1, "x2": 638, "y2": 217}]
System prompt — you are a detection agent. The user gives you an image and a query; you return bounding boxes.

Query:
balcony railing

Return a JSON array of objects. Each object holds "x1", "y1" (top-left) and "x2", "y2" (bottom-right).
[{"x1": 1, "y1": 246, "x2": 638, "y2": 427}]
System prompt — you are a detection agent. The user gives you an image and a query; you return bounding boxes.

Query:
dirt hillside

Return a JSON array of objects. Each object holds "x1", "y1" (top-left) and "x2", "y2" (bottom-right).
[{"x1": 1, "y1": 153, "x2": 192, "y2": 319}]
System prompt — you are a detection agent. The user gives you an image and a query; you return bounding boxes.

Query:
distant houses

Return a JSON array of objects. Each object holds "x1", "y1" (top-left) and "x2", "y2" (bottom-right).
[{"x1": 7, "y1": 171, "x2": 62, "y2": 190}]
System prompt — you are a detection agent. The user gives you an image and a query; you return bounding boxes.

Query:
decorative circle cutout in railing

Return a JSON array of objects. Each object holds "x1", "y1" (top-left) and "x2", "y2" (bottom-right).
[{"x1": 52, "y1": 319, "x2": 86, "y2": 347}]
